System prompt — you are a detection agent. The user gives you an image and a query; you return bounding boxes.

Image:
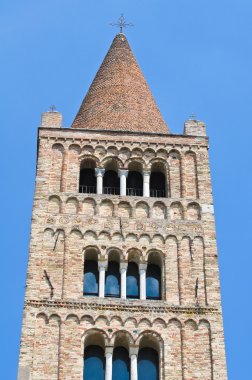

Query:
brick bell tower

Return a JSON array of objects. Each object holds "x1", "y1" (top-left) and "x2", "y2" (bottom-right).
[{"x1": 18, "y1": 32, "x2": 227, "y2": 380}]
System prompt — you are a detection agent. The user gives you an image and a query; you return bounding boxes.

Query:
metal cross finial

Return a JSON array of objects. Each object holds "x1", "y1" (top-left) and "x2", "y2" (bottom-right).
[
  {"x1": 110, "y1": 14, "x2": 134, "y2": 34},
  {"x1": 49, "y1": 105, "x2": 57, "y2": 112}
]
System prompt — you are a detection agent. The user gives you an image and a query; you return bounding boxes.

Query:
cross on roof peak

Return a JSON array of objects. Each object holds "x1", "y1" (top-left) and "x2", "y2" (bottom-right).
[
  {"x1": 49, "y1": 105, "x2": 57, "y2": 112},
  {"x1": 110, "y1": 14, "x2": 134, "y2": 34}
]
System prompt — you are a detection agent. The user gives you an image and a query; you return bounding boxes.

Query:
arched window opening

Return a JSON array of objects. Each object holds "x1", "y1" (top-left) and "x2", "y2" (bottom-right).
[
  {"x1": 84, "y1": 345, "x2": 105, "y2": 380},
  {"x1": 79, "y1": 160, "x2": 96, "y2": 194},
  {"x1": 126, "y1": 262, "x2": 139, "y2": 299},
  {"x1": 146, "y1": 264, "x2": 161, "y2": 300},
  {"x1": 127, "y1": 162, "x2": 143, "y2": 196},
  {"x1": 83, "y1": 260, "x2": 99, "y2": 296},
  {"x1": 112, "y1": 347, "x2": 130, "y2": 380},
  {"x1": 104, "y1": 171, "x2": 120, "y2": 195},
  {"x1": 103, "y1": 160, "x2": 120, "y2": 195},
  {"x1": 150, "y1": 163, "x2": 167, "y2": 198},
  {"x1": 138, "y1": 348, "x2": 159, "y2": 380},
  {"x1": 105, "y1": 261, "x2": 120, "y2": 298}
]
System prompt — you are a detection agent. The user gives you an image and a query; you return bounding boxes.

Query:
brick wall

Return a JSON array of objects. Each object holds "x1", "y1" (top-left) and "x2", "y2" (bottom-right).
[{"x1": 18, "y1": 126, "x2": 227, "y2": 380}]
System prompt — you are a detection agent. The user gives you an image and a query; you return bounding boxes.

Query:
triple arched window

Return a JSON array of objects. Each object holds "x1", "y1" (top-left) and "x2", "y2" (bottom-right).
[
  {"x1": 83, "y1": 345, "x2": 159, "y2": 380},
  {"x1": 79, "y1": 158, "x2": 167, "y2": 198},
  {"x1": 83, "y1": 255, "x2": 162, "y2": 300}
]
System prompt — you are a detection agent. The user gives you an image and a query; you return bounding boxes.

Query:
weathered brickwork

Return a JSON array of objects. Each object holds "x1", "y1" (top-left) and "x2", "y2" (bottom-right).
[
  {"x1": 18, "y1": 33, "x2": 227, "y2": 380},
  {"x1": 71, "y1": 34, "x2": 169, "y2": 134}
]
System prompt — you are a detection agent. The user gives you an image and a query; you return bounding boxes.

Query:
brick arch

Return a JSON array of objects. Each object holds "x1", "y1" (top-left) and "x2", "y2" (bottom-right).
[
  {"x1": 101, "y1": 155, "x2": 124, "y2": 169},
  {"x1": 153, "y1": 201, "x2": 166, "y2": 219},
  {"x1": 187, "y1": 201, "x2": 201, "y2": 220},
  {"x1": 156, "y1": 148, "x2": 168, "y2": 160},
  {"x1": 169, "y1": 201, "x2": 184, "y2": 220},
  {"x1": 111, "y1": 330, "x2": 134, "y2": 347},
  {"x1": 79, "y1": 154, "x2": 100, "y2": 167},
  {"x1": 82, "y1": 328, "x2": 109, "y2": 348},
  {"x1": 65, "y1": 314, "x2": 80, "y2": 324},
  {"x1": 83, "y1": 246, "x2": 101, "y2": 260},
  {"x1": 48, "y1": 195, "x2": 62, "y2": 213},
  {"x1": 136, "y1": 201, "x2": 150, "y2": 218},
  {"x1": 138, "y1": 318, "x2": 152, "y2": 328},
  {"x1": 106, "y1": 247, "x2": 124, "y2": 261},
  {"x1": 36, "y1": 312, "x2": 49, "y2": 324},
  {"x1": 110, "y1": 316, "x2": 124, "y2": 327},
  {"x1": 95, "y1": 316, "x2": 110, "y2": 327},
  {"x1": 126, "y1": 248, "x2": 143, "y2": 263},
  {"x1": 80, "y1": 315, "x2": 95, "y2": 326},
  {"x1": 123, "y1": 317, "x2": 137, "y2": 328},
  {"x1": 152, "y1": 318, "x2": 166, "y2": 328},
  {"x1": 68, "y1": 143, "x2": 81, "y2": 153},
  {"x1": 65, "y1": 196, "x2": 79, "y2": 214},
  {"x1": 81, "y1": 145, "x2": 95, "y2": 155},
  {"x1": 69, "y1": 228, "x2": 83, "y2": 239},
  {"x1": 125, "y1": 157, "x2": 146, "y2": 169}
]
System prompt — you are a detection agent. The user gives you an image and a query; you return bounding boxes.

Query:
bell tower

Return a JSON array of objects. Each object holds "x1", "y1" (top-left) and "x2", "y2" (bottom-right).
[{"x1": 18, "y1": 33, "x2": 227, "y2": 380}]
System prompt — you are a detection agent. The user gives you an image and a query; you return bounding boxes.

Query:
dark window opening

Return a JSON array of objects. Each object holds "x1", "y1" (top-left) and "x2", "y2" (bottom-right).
[
  {"x1": 150, "y1": 172, "x2": 166, "y2": 198},
  {"x1": 146, "y1": 264, "x2": 161, "y2": 300},
  {"x1": 127, "y1": 171, "x2": 143, "y2": 196},
  {"x1": 105, "y1": 261, "x2": 120, "y2": 298},
  {"x1": 112, "y1": 347, "x2": 130, "y2": 380},
  {"x1": 83, "y1": 260, "x2": 99, "y2": 296},
  {"x1": 79, "y1": 168, "x2": 96, "y2": 194},
  {"x1": 104, "y1": 170, "x2": 120, "y2": 195},
  {"x1": 126, "y1": 262, "x2": 139, "y2": 299},
  {"x1": 138, "y1": 348, "x2": 159, "y2": 380},
  {"x1": 84, "y1": 345, "x2": 105, "y2": 380}
]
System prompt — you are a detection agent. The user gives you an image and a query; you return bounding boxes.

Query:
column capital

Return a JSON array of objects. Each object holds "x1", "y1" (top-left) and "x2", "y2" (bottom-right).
[
  {"x1": 129, "y1": 346, "x2": 139, "y2": 356},
  {"x1": 139, "y1": 263, "x2": 148, "y2": 272},
  {"x1": 143, "y1": 169, "x2": 151, "y2": 176},
  {"x1": 120, "y1": 262, "x2": 128, "y2": 271},
  {"x1": 98, "y1": 260, "x2": 108, "y2": 270},
  {"x1": 118, "y1": 169, "x2": 129, "y2": 178},
  {"x1": 105, "y1": 346, "x2": 114, "y2": 355},
  {"x1": 95, "y1": 168, "x2": 105, "y2": 177}
]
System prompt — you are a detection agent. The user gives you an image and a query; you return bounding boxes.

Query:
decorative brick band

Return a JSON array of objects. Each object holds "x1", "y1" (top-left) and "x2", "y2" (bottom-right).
[{"x1": 25, "y1": 299, "x2": 220, "y2": 315}]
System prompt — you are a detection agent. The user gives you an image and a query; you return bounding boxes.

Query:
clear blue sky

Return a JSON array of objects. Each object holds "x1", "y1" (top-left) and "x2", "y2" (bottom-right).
[{"x1": 1, "y1": 0, "x2": 251, "y2": 378}]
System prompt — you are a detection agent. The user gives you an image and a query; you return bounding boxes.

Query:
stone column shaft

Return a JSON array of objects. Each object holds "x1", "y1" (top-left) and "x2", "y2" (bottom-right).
[
  {"x1": 95, "y1": 168, "x2": 105, "y2": 195},
  {"x1": 118, "y1": 169, "x2": 128, "y2": 196},
  {"x1": 143, "y1": 170, "x2": 151, "y2": 197},
  {"x1": 120, "y1": 263, "x2": 128, "y2": 299},
  {"x1": 98, "y1": 261, "x2": 107, "y2": 298},
  {"x1": 130, "y1": 347, "x2": 138, "y2": 380},
  {"x1": 105, "y1": 347, "x2": 113, "y2": 380},
  {"x1": 139, "y1": 263, "x2": 147, "y2": 300}
]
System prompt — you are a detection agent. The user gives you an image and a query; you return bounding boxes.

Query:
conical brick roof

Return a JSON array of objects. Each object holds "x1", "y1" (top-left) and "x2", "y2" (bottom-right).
[{"x1": 71, "y1": 34, "x2": 169, "y2": 134}]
